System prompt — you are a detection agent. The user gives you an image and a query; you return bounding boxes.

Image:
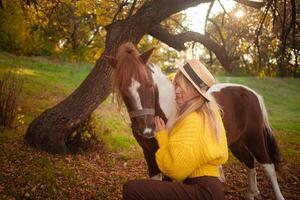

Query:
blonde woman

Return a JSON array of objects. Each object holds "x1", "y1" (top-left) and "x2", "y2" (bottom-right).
[{"x1": 123, "y1": 59, "x2": 228, "y2": 200}]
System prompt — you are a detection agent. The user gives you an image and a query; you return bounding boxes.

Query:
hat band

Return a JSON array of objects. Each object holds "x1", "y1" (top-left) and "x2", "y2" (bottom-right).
[{"x1": 183, "y1": 63, "x2": 207, "y2": 89}]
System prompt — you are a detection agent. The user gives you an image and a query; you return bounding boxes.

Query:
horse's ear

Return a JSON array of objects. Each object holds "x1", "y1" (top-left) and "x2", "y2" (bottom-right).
[
  {"x1": 104, "y1": 55, "x2": 118, "y2": 68},
  {"x1": 140, "y1": 47, "x2": 155, "y2": 64}
]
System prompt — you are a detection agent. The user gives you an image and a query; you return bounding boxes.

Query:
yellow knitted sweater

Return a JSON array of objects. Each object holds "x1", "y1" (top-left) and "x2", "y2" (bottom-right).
[{"x1": 155, "y1": 111, "x2": 228, "y2": 182}]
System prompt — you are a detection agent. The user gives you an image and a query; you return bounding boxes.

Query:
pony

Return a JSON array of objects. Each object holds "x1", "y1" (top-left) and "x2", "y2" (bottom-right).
[{"x1": 106, "y1": 42, "x2": 285, "y2": 200}]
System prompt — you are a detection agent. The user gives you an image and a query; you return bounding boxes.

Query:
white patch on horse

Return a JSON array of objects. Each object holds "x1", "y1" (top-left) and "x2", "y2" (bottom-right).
[
  {"x1": 143, "y1": 127, "x2": 152, "y2": 135},
  {"x1": 150, "y1": 173, "x2": 163, "y2": 181},
  {"x1": 262, "y1": 164, "x2": 285, "y2": 200},
  {"x1": 150, "y1": 63, "x2": 176, "y2": 119},
  {"x1": 128, "y1": 78, "x2": 142, "y2": 110},
  {"x1": 208, "y1": 83, "x2": 272, "y2": 131},
  {"x1": 245, "y1": 168, "x2": 260, "y2": 200}
]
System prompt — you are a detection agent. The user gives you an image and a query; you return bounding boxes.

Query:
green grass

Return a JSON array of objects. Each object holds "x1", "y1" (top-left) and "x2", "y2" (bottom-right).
[
  {"x1": 0, "y1": 51, "x2": 93, "y2": 121},
  {"x1": 96, "y1": 113, "x2": 137, "y2": 151}
]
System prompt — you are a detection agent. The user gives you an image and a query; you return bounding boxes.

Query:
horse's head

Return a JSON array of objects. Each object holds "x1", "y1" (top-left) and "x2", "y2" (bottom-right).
[{"x1": 106, "y1": 42, "x2": 158, "y2": 138}]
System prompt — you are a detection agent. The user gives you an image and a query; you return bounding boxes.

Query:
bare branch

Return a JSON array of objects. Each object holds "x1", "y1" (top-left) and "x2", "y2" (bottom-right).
[
  {"x1": 128, "y1": 0, "x2": 137, "y2": 17},
  {"x1": 207, "y1": 50, "x2": 216, "y2": 67},
  {"x1": 291, "y1": 0, "x2": 298, "y2": 74},
  {"x1": 169, "y1": 16, "x2": 188, "y2": 32},
  {"x1": 216, "y1": 0, "x2": 228, "y2": 26},
  {"x1": 217, "y1": 0, "x2": 228, "y2": 15},
  {"x1": 204, "y1": 1, "x2": 215, "y2": 32},
  {"x1": 205, "y1": 32, "x2": 222, "y2": 45},
  {"x1": 148, "y1": 24, "x2": 238, "y2": 72},
  {"x1": 111, "y1": 0, "x2": 129, "y2": 22},
  {"x1": 233, "y1": 0, "x2": 266, "y2": 9},
  {"x1": 86, "y1": 26, "x2": 101, "y2": 46},
  {"x1": 241, "y1": 54, "x2": 250, "y2": 69},
  {"x1": 255, "y1": 2, "x2": 271, "y2": 48},
  {"x1": 23, "y1": 0, "x2": 38, "y2": 9},
  {"x1": 105, "y1": 0, "x2": 215, "y2": 45},
  {"x1": 208, "y1": 18, "x2": 226, "y2": 47},
  {"x1": 283, "y1": 0, "x2": 296, "y2": 44}
]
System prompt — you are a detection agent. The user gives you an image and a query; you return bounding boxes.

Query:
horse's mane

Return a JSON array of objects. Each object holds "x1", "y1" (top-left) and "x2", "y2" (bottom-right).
[
  {"x1": 112, "y1": 43, "x2": 153, "y2": 106},
  {"x1": 112, "y1": 42, "x2": 153, "y2": 93}
]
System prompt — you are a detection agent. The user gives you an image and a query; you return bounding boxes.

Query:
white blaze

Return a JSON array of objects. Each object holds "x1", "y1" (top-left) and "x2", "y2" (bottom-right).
[
  {"x1": 129, "y1": 78, "x2": 153, "y2": 136},
  {"x1": 128, "y1": 78, "x2": 142, "y2": 110}
]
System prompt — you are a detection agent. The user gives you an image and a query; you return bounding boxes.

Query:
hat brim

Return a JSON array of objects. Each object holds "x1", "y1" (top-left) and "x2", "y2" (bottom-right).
[{"x1": 178, "y1": 64, "x2": 212, "y2": 102}]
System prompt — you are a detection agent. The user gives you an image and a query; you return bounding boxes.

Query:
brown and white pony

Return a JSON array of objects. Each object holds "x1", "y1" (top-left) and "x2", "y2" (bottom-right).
[{"x1": 107, "y1": 43, "x2": 284, "y2": 200}]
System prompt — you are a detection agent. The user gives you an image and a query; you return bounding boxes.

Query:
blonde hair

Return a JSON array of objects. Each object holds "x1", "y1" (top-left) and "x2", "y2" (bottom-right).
[{"x1": 166, "y1": 72, "x2": 223, "y2": 142}]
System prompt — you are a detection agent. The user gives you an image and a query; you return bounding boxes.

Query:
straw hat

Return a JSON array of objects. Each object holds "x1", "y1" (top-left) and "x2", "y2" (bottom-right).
[{"x1": 178, "y1": 59, "x2": 216, "y2": 101}]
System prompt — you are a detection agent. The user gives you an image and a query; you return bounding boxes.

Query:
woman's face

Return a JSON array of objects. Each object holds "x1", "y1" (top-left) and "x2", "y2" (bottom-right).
[{"x1": 174, "y1": 81, "x2": 198, "y2": 106}]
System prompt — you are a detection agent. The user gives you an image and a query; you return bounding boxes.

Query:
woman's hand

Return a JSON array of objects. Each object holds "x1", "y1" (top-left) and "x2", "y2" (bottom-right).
[{"x1": 155, "y1": 116, "x2": 166, "y2": 132}]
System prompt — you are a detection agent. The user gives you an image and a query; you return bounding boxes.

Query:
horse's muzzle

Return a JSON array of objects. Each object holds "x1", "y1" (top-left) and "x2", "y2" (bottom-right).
[{"x1": 138, "y1": 127, "x2": 156, "y2": 139}]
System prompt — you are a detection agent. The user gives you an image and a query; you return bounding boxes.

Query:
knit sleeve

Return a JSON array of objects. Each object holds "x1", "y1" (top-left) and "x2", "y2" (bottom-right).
[
  {"x1": 155, "y1": 130, "x2": 169, "y2": 147},
  {"x1": 155, "y1": 143, "x2": 200, "y2": 181},
  {"x1": 155, "y1": 113, "x2": 202, "y2": 181}
]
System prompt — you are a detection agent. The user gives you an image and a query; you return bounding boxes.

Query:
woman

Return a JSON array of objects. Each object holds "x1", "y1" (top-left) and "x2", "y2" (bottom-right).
[{"x1": 123, "y1": 59, "x2": 228, "y2": 200}]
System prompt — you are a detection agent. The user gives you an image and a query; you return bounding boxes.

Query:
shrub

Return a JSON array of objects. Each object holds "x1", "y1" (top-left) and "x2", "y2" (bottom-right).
[
  {"x1": 0, "y1": 69, "x2": 23, "y2": 128},
  {"x1": 67, "y1": 114, "x2": 99, "y2": 153}
]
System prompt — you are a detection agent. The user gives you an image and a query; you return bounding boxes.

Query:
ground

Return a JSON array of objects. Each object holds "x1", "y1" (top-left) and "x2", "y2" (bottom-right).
[{"x1": 0, "y1": 134, "x2": 299, "y2": 200}]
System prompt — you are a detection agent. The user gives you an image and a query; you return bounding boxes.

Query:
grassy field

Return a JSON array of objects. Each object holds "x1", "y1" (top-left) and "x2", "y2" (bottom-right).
[{"x1": 0, "y1": 51, "x2": 300, "y2": 199}]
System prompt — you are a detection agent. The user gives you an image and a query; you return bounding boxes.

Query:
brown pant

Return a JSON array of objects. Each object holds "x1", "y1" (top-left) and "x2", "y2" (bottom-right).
[{"x1": 123, "y1": 176, "x2": 224, "y2": 200}]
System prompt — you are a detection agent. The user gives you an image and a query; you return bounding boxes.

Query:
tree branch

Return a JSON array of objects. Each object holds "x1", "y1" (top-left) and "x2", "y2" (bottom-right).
[
  {"x1": 148, "y1": 25, "x2": 238, "y2": 72},
  {"x1": 86, "y1": 26, "x2": 101, "y2": 47},
  {"x1": 169, "y1": 16, "x2": 189, "y2": 32},
  {"x1": 217, "y1": 0, "x2": 228, "y2": 15},
  {"x1": 105, "y1": 0, "x2": 214, "y2": 46},
  {"x1": 204, "y1": 1, "x2": 215, "y2": 31},
  {"x1": 111, "y1": 0, "x2": 129, "y2": 22},
  {"x1": 208, "y1": 18, "x2": 226, "y2": 47},
  {"x1": 233, "y1": 0, "x2": 266, "y2": 9},
  {"x1": 128, "y1": 0, "x2": 137, "y2": 17}
]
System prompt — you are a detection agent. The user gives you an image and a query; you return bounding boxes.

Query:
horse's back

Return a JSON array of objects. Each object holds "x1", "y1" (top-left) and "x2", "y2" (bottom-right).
[{"x1": 208, "y1": 83, "x2": 263, "y2": 146}]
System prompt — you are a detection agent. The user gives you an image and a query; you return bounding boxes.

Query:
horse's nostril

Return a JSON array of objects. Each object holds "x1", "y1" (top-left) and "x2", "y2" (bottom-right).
[
  {"x1": 151, "y1": 123, "x2": 156, "y2": 129},
  {"x1": 142, "y1": 127, "x2": 155, "y2": 139},
  {"x1": 144, "y1": 132, "x2": 155, "y2": 139},
  {"x1": 143, "y1": 127, "x2": 152, "y2": 134}
]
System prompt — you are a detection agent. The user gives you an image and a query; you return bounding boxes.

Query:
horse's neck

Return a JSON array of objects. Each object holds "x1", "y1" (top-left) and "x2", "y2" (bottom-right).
[{"x1": 150, "y1": 63, "x2": 176, "y2": 120}]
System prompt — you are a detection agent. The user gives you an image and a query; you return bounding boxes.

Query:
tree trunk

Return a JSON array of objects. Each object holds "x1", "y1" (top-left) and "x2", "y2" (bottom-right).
[{"x1": 24, "y1": 56, "x2": 113, "y2": 153}]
